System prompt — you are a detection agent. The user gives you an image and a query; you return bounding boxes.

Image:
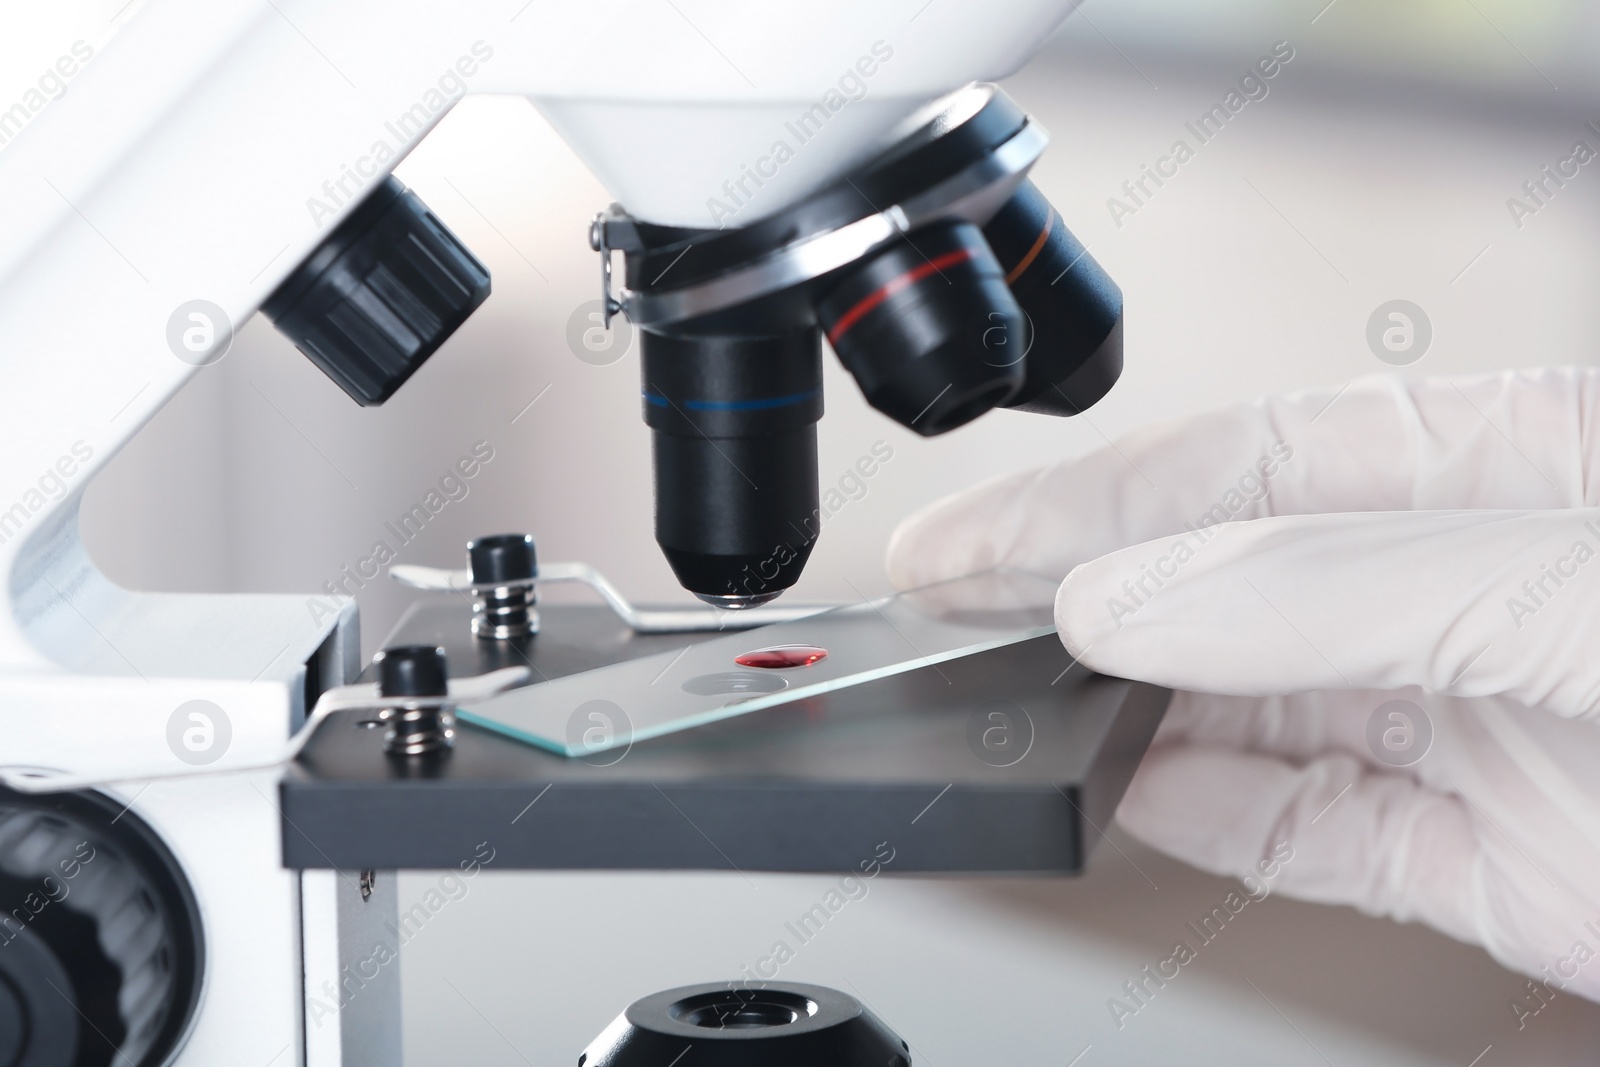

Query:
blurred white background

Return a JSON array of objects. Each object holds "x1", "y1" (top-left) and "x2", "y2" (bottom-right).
[{"x1": 11, "y1": 0, "x2": 1600, "y2": 1062}]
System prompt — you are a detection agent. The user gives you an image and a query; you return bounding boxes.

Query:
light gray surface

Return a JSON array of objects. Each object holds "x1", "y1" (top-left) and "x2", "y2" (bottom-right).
[
  {"x1": 75, "y1": 0, "x2": 1600, "y2": 1061},
  {"x1": 300, "y1": 869, "x2": 402, "y2": 1067}
]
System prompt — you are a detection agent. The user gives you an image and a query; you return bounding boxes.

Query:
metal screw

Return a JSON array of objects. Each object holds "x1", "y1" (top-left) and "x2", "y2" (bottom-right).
[
  {"x1": 468, "y1": 534, "x2": 539, "y2": 640},
  {"x1": 374, "y1": 645, "x2": 455, "y2": 757}
]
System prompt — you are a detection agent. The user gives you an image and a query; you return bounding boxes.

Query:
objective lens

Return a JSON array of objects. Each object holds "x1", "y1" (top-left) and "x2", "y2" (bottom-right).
[
  {"x1": 817, "y1": 221, "x2": 1025, "y2": 436},
  {"x1": 984, "y1": 180, "x2": 1123, "y2": 416},
  {"x1": 641, "y1": 326, "x2": 823, "y2": 607}
]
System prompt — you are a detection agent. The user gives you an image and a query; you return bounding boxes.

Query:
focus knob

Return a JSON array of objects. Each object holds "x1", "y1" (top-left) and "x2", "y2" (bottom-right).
[{"x1": 0, "y1": 786, "x2": 204, "y2": 1067}]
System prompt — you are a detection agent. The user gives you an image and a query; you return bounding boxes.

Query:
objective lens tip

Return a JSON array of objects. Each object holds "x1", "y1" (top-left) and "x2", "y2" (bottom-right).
[{"x1": 696, "y1": 591, "x2": 784, "y2": 610}]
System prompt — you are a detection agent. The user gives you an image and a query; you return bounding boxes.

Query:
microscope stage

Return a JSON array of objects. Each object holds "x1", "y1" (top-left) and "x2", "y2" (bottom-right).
[{"x1": 279, "y1": 602, "x2": 1169, "y2": 874}]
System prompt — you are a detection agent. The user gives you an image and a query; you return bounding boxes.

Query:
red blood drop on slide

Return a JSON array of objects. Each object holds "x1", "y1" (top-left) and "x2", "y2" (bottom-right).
[{"x1": 734, "y1": 645, "x2": 828, "y2": 669}]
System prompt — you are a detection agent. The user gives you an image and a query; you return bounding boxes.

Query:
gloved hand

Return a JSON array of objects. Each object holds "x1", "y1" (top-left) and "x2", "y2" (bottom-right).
[{"x1": 888, "y1": 366, "x2": 1600, "y2": 1007}]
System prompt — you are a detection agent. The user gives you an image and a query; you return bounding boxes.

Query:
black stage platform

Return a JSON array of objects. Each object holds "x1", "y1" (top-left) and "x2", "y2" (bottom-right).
[{"x1": 280, "y1": 601, "x2": 1168, "y2": 874}]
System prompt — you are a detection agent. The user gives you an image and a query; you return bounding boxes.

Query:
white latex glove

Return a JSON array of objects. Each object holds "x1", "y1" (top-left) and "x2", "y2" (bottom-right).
[{"x1": 889, "y1": 367, "x2": 1600, "y2": 1007}]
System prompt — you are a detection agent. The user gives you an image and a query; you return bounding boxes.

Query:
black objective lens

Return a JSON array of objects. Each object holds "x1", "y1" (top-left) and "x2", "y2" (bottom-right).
[
  {"x1": 641, "y1": 326, "x2": 823, "y2": 609},
  {"x1": 817, "y1": 221, "x2": 1025, "y2": 436},
  {"x1": 984, "y1": 180, "x2": 1123, "y2": 415}
]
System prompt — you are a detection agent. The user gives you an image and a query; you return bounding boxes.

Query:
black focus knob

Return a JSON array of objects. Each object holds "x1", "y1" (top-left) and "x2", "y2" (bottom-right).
[
  {"x1": 263, "y1": 176, "x2": 491, "y2": 406},
  {"x1": 375, "y1": 645, "x2": 449, "y2": 699},
  {"x1": 582, "y1": 983, "x2": 909, "y2": 1067},
  {"x1": 0, "y1": 786, "x2": 204, "y2": 1067},
  {"x1": 468, "y1": 533, "x2": 538, "y2": 586}
]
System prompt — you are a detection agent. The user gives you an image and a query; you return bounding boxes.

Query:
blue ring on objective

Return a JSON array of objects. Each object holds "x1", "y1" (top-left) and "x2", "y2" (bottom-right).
[{"x1": 642, "y1": 388, "x2": 819, "y2": 412}]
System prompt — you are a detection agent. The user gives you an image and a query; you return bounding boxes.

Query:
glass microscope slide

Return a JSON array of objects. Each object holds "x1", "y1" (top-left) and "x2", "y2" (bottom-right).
[{"x1": 457, "y1": 568, "x2": 1061, "y2": 756}]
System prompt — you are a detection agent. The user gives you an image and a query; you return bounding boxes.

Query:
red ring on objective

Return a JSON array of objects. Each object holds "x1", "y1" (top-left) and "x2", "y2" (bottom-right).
[
  {"x1": 734, "y1": 645, "x2": 829, "y2": 669},
  {"x1": 825, "y1": 247, "x2": 977, "y2": 345}
]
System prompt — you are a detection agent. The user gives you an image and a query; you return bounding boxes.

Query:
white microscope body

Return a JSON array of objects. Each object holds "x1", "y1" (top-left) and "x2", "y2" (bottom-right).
[{"x1": 0, "y1": 1, "x2": 1081, "y2": 1062}]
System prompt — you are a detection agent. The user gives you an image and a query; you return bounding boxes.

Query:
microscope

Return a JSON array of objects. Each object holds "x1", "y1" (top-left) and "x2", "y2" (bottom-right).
[
  {"x1": 0, "y1": 2, "x2": 1163, "y2": 1064},
  {"x1": 589, "y1": 79, "x2": 1123, "y2": 610}
]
